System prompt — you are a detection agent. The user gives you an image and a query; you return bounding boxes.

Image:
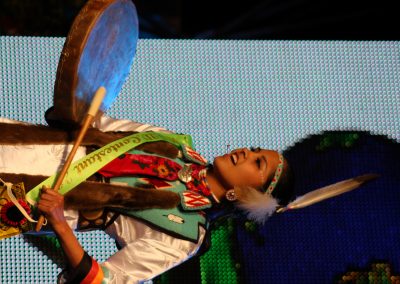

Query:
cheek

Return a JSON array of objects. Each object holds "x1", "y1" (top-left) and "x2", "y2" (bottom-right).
[
  {"x1": 213, "y1": 158, "x2": 263, "y2": 188},
  {"x1": 234, "y1": 167, "x2": 264, "y2": 188}
]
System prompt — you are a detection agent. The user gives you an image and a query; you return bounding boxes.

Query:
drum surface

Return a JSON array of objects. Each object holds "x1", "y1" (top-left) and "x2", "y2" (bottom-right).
[{"x1": 50, "y1": 0, "x2": 138, "y2": 127}]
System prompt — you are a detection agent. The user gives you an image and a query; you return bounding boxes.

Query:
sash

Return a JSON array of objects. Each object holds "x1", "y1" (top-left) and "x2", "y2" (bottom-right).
[{"x1": 26, "y1": 132, "x2": 193, "y2": 205}]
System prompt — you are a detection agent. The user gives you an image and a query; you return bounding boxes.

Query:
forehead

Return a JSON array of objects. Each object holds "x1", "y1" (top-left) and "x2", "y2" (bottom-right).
[
  {"x1": 259, "y1": 149, "x2": 281, "y2": 176},
  {"x1": 252, "y1": 148, "x2": 279, "y2": 160},
  {"x1": 259, "y1": 148, "x2": 278, "y2": 156}
]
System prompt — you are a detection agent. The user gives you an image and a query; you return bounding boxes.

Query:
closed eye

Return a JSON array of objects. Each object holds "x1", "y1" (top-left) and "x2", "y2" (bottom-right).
[
  {"x1": 256, "y1": 158, "x2": 261, "y2": 168},
  {"x1": 250, "y1": 147, "x2": 261, "y2": 153}
]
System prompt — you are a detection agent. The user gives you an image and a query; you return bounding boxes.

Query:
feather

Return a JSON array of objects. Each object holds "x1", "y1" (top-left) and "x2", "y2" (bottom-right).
[
  {"x1": 234, "y1": 186, "x2": 279, "y2": 224},
  {"x1": 277, "y1": 174, "x2": 379, "y2": 213}
]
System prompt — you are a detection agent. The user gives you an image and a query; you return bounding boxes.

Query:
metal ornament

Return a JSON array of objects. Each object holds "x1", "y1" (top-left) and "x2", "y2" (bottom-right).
[
  {"x1": 178, "y1": 164, "x2": 193, "y2": 183},
  {"x1": 225, "y1": 189, "x2": 237, "y2": 201}
]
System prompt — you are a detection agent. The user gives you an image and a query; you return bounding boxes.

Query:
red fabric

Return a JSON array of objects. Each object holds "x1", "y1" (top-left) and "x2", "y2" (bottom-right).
[
  {"x1": 98, "y1": 154, "x2": 211, "y2": 196},
  {"x1": 99, "y1": 154, "x2": 181, "y2": 180},
  {"x1": 80, "y1": 258, "x2": 101, "y2": 284}
]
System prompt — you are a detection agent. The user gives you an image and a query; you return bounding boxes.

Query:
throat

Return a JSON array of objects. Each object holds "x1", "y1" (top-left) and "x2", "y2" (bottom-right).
[{"x1": 205, "y1": 168, "x2": 228, "y2": 203}]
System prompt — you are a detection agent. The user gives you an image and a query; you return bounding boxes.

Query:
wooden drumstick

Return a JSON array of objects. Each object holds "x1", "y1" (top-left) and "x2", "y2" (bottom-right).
[{"x1": 35, "y1": 87, "x2": 106, "y2": 231}]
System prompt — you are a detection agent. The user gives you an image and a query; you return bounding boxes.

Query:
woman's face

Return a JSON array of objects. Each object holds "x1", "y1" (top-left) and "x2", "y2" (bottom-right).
[{"x1": 212, "y1": 148, "x2": 280, "y2": 190}]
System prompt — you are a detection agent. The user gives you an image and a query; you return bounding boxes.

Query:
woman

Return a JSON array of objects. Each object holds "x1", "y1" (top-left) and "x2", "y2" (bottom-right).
[{"x1": 0, "y1": 116, "x2": 294, "y2": 283}]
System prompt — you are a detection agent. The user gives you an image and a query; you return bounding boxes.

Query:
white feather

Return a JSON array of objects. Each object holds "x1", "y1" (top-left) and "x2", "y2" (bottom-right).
[
  {"x1": 286, "y1": 174, "x2": 379, "y2": 210},
  {"x1": 234, "y1": 186, "x2": 279, "y2": 224}
]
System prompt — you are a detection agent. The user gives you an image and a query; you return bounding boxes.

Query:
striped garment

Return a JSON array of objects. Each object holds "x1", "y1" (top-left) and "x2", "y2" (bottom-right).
[{"x1": 60, "y1": 252, "x2": 110, "y2": 283}]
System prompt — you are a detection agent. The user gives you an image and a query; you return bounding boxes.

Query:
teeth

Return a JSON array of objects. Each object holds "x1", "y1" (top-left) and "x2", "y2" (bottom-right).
[{"x1": 231, "y1": 153, "x2": 238, "y2": 165}]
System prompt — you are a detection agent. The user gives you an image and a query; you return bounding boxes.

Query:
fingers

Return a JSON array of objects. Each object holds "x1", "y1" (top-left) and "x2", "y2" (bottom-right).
[
  {"x1": 37, "y1": 199, "x2": 62, "y2": 212},
  {"x1": 39, "y1": 191, "x2": 64, "y2": 205},
  {"x1": 37, "y1": 187, "x2": 67, "y2": 226},
  {"x1": 37, "y1": 187, "x2": 64, "y2": 212},
  {"x1": 39, "y1": 188, "x2": 63, "y2": 201},
  {"x1": 40, "y1": 186, "x2": 63, "y2": 198}
]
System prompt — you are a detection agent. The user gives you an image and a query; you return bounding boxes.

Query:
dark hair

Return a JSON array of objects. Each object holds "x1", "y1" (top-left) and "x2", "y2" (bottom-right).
[{"x1": 267, "y1": 155, "x2": 295, "y2": 206}]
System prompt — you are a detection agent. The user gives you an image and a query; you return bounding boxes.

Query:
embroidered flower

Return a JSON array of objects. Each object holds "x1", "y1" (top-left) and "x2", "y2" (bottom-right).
[
  {"x1": 156, "y1": 164, "x2": 170, "y2": 178},
  {"x1": 0, "y1": 199, "x2": 31, "y2": 227}
]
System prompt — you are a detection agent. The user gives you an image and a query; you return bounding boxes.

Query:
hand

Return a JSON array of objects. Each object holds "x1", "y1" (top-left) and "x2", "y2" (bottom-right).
[
  {"x1": 37, "y1": 186, "x2": 68, "y2": 233},
  {"x1": 38, "y1": 188, "x2": 85, "y2": 268}
]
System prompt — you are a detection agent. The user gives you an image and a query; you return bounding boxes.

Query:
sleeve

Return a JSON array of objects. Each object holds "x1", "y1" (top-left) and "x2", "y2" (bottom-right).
[
  {"x1": 58, "y1": 226, "x2": 206, "y2": 284},
  {"x1": 94, "y1": 115, "x2": 173, "y2": 134},
  {"x1": 99, "y1": 225, "x2": 206, "y2": 283},
  {"x1": 58, "y1": 252, "x2": 106, "y2": 284}
]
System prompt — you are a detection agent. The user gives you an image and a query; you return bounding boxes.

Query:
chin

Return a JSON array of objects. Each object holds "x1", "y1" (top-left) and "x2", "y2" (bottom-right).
[
  {"x1": 211, "y1": 157, "x2": 232, "y2": 189},
  {"x1": 212, "y1": 155, "x2": 227, "y2": 173}
]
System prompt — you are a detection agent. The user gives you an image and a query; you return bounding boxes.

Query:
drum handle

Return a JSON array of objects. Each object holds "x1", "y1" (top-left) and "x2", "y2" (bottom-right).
[{"x1": 35, "y1": 87, "x2": 106, "y2": 231}]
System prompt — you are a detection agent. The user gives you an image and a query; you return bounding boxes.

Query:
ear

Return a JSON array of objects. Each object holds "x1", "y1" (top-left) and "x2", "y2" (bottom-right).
[{"x1": 225, "y1": 189, "x2": 237, "y2": 201}]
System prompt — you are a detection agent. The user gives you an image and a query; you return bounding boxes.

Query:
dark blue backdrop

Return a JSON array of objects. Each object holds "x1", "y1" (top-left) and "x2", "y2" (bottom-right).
[{"x1": 237, "y1": 131, "x2": 400, "y2": 283}]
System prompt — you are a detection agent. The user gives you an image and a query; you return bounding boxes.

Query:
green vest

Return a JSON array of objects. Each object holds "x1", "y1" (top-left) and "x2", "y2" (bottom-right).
[{"x1": 111, "y1": 148, "x2": 212, "y2": 243}]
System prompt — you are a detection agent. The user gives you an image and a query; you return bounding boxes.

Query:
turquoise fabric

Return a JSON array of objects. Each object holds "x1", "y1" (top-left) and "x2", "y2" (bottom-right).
[{"x1": 111, "y1": 149, "x2": 210, "y2": 242}]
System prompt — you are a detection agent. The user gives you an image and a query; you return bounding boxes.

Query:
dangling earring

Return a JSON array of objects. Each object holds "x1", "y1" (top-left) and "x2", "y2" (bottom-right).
[{"x1": 225, "y1": 189, "x2": 237, "y2": 201}]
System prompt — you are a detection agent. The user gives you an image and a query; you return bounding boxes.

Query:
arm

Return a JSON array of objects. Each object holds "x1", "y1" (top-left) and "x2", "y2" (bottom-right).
[
  {"x1": 82, "y1": 115, "x2": 175, "y2": 147},
  {"x1": 94, "y1": 115, "x2": 172, "y2": 133},
  {"x1": 38, "y1": 188, "x2": 107, "y2": 283},
  {"x1": 37, "y1": 187, "x2": 84, "y2": 267},
  {"x1": 38, "y1": 188, "x2": 205, "y2": 283},
  {"x1": 99, "y1": 217, "x2": 206, "y2": 283}
]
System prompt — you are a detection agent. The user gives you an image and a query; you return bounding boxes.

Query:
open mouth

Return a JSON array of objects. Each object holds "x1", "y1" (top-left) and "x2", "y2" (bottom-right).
[{"x1": 230, "y1": 153, "x2": 238, "y2": 165}]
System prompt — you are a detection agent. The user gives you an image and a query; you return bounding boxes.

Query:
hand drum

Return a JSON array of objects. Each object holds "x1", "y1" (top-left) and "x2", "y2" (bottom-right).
[{"x1": 46, "y1": 0, "x2": 139, "y2": 129}]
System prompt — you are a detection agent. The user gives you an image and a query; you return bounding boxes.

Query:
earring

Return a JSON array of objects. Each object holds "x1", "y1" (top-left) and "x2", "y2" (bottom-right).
[{"x1": 225, "y1": 189, "x2": 237, "y2": 201}]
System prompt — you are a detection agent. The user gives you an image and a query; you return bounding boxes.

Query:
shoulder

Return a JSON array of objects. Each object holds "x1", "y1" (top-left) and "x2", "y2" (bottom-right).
[{"x1": 94, "y1": 115, "x2": 172, "y2": 133}]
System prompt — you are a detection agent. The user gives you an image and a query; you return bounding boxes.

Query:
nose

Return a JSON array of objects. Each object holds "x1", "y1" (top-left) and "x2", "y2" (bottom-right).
[
  {"x1": 230, "y1": 148, "x2": 249, "y2": 162},
  {"x1": 239, "y1": 148, "x2": 250, "y2": 160},
  {"x1": 243, "y1": 148, "x2": 250, "y2": 158}
]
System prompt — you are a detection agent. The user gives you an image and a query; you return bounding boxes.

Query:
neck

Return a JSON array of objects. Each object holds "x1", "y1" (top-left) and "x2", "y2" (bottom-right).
[{"x1": 206, "y1": 167, "x2": 227, "y2": 203}]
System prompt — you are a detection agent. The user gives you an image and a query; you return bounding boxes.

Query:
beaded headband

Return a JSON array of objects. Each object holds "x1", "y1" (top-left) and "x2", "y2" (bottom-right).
[{"x1": 264, "y1": 154, "x2": 284, "y2": 195}]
